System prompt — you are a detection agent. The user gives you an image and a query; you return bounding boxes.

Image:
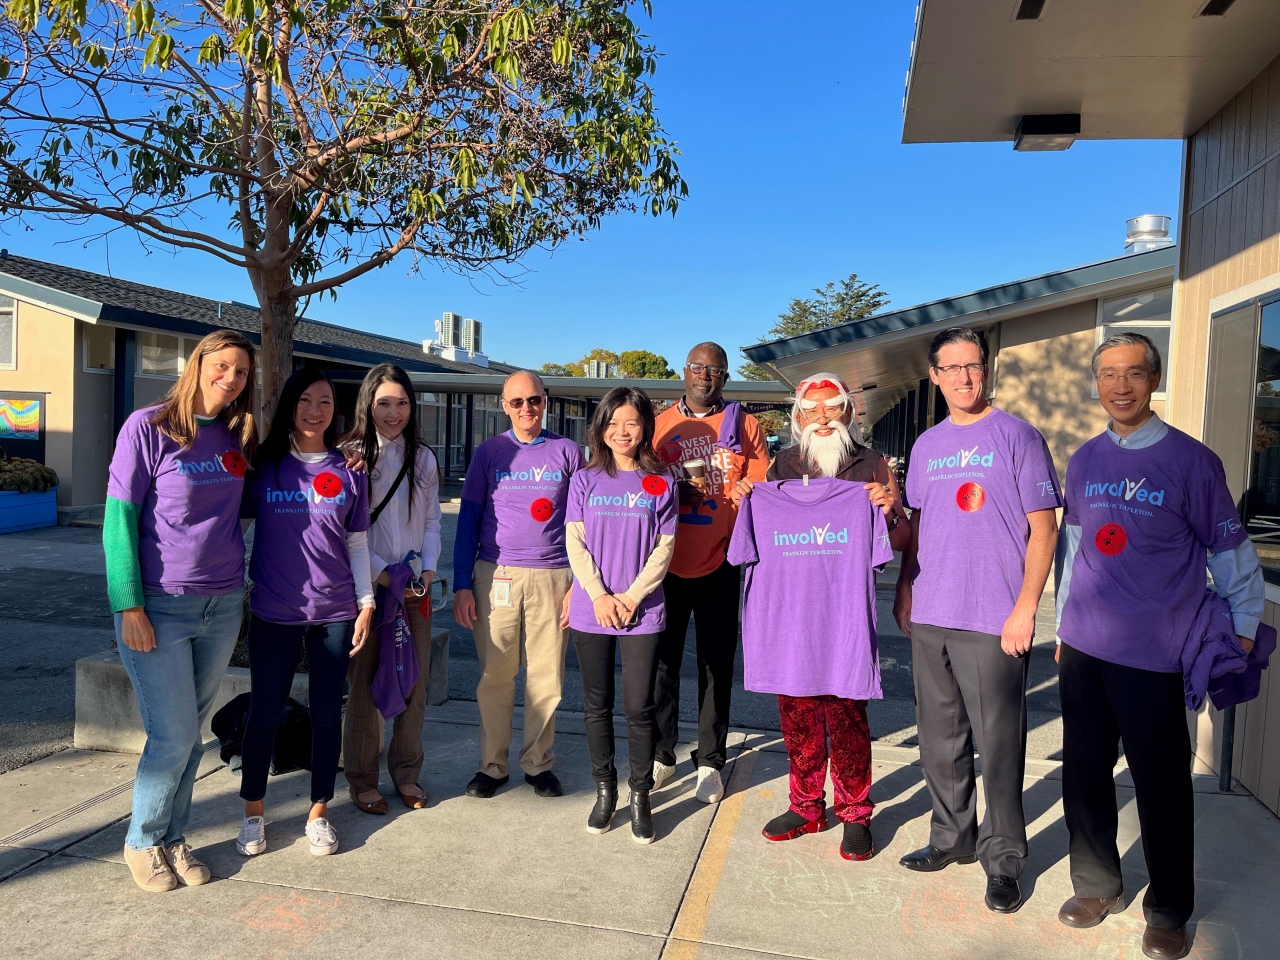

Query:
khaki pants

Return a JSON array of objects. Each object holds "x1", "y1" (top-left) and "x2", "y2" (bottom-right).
[
  {"x1": 342, "y1": 588, "x2": 434, "y2": 794},
  {"x1": 472, "y1": 561, "x2": 572, "y2": 778}
]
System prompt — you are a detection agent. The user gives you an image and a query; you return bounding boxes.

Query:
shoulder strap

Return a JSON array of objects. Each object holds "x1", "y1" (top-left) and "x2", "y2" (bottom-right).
[{"x1": 369, "y1": 456, "x2": 411, "y2": 526}]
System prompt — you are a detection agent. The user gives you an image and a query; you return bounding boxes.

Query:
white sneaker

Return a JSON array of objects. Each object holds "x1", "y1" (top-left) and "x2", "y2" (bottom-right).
[
  {"x1": 652, "y1": 760, "x2": 676, "y2": 792},
  {"x1": 305, "y1": 817, "x2": 339, "y2": 856},
  {"x1": 695, "y1": 766, "x2": 724, "y2": 804},
  {"x1": 236, "y1": 816, "x2": 266, "y2": 856}
]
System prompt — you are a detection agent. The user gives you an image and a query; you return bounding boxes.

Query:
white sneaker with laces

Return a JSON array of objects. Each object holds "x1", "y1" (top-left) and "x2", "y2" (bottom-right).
[
  {"x1": 652, "y1": 760, "x2": 676, "y2": 792},
  {"x1": 696, "y1": 766, "x2": 724, "y2": 804},
  {"x1": 305, "y1": 817, "x2": 339, "y2": 856},
  {"x1": 236, "y1": 816, "x2": 266, "y2": 856}
]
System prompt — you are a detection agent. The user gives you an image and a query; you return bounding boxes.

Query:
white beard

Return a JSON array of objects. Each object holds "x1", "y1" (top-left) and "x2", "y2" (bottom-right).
[{"x1": 799, "y1": 420, "x2": 854, "y2": 478}]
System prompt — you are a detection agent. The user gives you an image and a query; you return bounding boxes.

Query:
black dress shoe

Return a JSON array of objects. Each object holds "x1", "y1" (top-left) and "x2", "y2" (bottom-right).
[
  {"x1": 630, "y1": 790, "x2": 655, "y2": 845},
  {"x1": 587, "y1": 782, "x2": 617, "y2": 834},
  {"x1": 985, "y1": 875, "x2": 1023, "y2": 913},
  {"x1": 1142, "y1": 924, "x2": 1190, "y2": 960},
  {"x1": 898, "y1": 844, "x2": 977, "y2": 872},
  {"x1": 525, "y1": 770, "x2": 563, "y2": 797},
  {"x1": 465, "y1": 771, "x2": 509, "y2": 798}
]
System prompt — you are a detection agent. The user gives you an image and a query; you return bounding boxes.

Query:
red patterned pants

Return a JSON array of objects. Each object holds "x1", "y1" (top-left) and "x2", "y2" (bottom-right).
[{"x1": 777, "y1": 694, "x2": 873, "y2": 826}]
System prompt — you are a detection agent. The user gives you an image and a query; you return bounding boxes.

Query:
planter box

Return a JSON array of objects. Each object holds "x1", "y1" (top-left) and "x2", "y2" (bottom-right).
[{"x1": 0, "y1": 486, "x2": 59, "y2": 533}]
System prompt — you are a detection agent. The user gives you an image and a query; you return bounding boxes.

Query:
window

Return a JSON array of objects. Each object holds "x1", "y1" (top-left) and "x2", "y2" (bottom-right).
[
  {"x1": 1246, "y1": 299, "x2": 1280, "y2": 579},
  {"x1": 84, "y1": 324, "x2": 116, "y2": 372},
  {"x1": 138, "y1": 332, "x2": 182, "y2": 377},
  {"x1": 1097, "y1": 286, "x2": 1173, "y2": 397},
  {"x1": 0, "y1": 297, "x2": 14, "y2": 370}
]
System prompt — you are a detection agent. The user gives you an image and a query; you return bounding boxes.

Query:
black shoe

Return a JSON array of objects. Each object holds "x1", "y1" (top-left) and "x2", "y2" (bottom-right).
[
  {"x1": 525, "y1": 770, "x2": 563, "y2": 797},
  {"x1": 465, "y1": 771, "x2": 509, "y2": 798},
  {"x1": 762, "y1": 810, "x2": 826, "y2": 842},
  {"x1": 985, "y1": 874, "x2": 1023, "y2": 913},
  {"x1": 630, "y1": 790, "x2": 655, "y2": 845},
  {"x1": 587, "y1": 782, "x2": 617, "y2": 834},
  {"x1": 839, "y1": 822, "x2": 875, "y2": 861},
  {"x1": 898, "y1": 844, "x2": 978, "y2": 872}
]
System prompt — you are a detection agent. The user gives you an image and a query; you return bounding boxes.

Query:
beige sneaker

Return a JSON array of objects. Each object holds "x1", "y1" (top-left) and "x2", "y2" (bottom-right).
[
  {"x1": 164, "y1": 841, "x2": 212, "y2": 886},
  {"x1": 123, "y1": 844, "x2": 178, "y2": 893}
]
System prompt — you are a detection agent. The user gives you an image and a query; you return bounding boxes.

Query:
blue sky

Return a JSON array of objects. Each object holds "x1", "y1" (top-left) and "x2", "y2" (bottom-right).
[{"x1": 4, "y1": 2, "x2": 1183, "y2": 373}]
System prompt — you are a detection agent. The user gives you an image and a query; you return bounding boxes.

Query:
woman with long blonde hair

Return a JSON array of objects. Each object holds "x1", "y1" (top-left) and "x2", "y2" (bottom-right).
[{"x1": 103, "y1": 328, "x2": 257, "y2": 892}]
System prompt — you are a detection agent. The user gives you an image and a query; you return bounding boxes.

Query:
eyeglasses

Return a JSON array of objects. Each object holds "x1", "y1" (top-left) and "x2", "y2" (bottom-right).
[
  {"x1": 933, "y1": 363, "x2": 985, "y2": 378},
  {"x1": 797, "y1": 397, "x2": 847, "y2": 418},
  {"x1": 1095, "y1": 370, "x2": 1153, "y2": 386},
  {"x1": 503, "y1": 395, "x2": 546, "y2": 409},
  {"x1": 686, "y1": 362, "x2": 727, "y2": 378}
]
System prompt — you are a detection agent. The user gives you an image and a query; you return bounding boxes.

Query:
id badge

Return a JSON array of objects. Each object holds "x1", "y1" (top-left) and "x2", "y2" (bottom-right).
[{"x1": 492, "y1": 577, "x2": 513, "y2": 608}]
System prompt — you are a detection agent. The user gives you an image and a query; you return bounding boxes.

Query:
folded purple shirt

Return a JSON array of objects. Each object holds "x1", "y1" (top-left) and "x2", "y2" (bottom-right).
[
  {"x1": 1210, "y1": 620, "x2": 1277, "y2": 711},
  {"x1": 1182, "y1": 589, "x2": 1247, "y2": 711},
  {"x1": 370, "y1": 563, "x2": 419, "y2": 720}
]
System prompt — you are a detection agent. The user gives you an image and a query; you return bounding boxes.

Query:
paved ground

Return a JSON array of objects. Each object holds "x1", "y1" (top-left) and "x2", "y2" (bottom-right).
[{"x1": 0, "y1": 701, "x2": 1276, "y2": 960}]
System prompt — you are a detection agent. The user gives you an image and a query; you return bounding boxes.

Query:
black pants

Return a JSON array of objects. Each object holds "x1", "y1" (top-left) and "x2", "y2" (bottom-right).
[
  {"x1": 1059, "y1": 642, "x2": 1194, "y2": 929},
  {"x1": 653, "y1": 560, "x2": 740, "y2": 771},
  {"x1": 240, "y1": 616, "x2": 353, "y2": 805},
  {"x1": 910, "y1": 622, "x2": 1030, "y2": 878},
  {"x1": 573, "y1": 629, "x2": 660, "y2": 792}
]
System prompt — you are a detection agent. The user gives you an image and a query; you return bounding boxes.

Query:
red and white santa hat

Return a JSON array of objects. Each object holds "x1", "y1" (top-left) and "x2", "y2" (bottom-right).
[{"x1": 791, "y1": 373, "x2": 854, "y2": 430}]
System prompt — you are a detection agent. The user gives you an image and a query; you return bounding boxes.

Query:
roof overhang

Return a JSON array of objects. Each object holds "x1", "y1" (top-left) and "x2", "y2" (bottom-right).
[
  {"x1": 741, "y1": 247, "x2": 1175, "y2": 425},
  {"x1": 391, "y1": 372, "x2": 794, "y2": 403},
  {"x1": 902, "y1": 0, "x2": 1280, "y2": 143}
]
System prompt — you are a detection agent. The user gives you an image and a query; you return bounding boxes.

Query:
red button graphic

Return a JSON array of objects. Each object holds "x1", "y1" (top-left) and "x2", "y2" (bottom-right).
[
  {"x1": 221, "y1": 450, "x2": 247, "y2": 478},
  {"x1": 530, "y1": 497, "x2": 555, "y2": 522},
  {"x1": 313, "y1": 471, "x2": 343, "y2": 498},
  {"x1": 956, "y1": 482, "x2": 986, "y2": 513},
  {"x1": 642, "y1": 475, "x2": 669, "y2": 496},
  {"x1": 659, "y1": 441, "x2": 684, "y2": 466},
  {"x1": 420, "y1": 597, "x2": 433, "y2": 619},
  {"x1": 1095, "y1": 522, "x2": 1127, "y2": 556}
]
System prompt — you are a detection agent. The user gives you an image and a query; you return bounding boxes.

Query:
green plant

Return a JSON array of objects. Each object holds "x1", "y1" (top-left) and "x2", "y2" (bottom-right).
[{"x1": 0, "y1": 456, "x2": 59, "y2": 493}]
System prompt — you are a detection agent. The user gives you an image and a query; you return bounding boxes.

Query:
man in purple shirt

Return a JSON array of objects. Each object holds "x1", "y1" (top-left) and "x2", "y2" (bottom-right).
[
  {"x1": 1055, "y1": 333, "x2": 1263, "y2": 960},
  {"x1": 894, "y1": 327, "x2": 1061, "y2": 915},
  {"x1": 453, "y1": 371, "x2": 582, "y2": 799}
]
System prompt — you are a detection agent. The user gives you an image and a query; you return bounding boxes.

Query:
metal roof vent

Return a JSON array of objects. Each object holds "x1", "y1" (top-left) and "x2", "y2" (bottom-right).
[
  {"x1": 1014, "y1": 0, "x2": 1047, "y2": 21},
  {"x1": 1125, "y1": 215, "x2": 1173, "y2": 255},
  {"x1": 1014, "y1": 114, "x2": 1080, "y2": 151},
  {"x1": 1197, "y1": 0, "x2": 1237, "y2": 15}
]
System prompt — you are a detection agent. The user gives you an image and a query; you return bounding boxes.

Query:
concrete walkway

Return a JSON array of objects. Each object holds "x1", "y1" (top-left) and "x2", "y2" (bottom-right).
[{"x1": 1, "y1": 701, "x2": 1276, "y2": 960}]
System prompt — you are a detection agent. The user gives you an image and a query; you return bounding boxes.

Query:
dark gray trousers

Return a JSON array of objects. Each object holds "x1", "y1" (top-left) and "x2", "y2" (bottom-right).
[{"x1": 910, "y1": 621, "x2": 1030, "y2": 878}]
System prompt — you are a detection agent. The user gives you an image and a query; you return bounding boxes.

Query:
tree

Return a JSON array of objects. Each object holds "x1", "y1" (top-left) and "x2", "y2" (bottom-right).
[
  {"x1": 539, "y1": 361, "x2": 579, "y2": 377},
  {"x1": 738, "y1": 272, "x2": 888, "y2": 381},
  {"x1": 617, "y1": 348, "x2": 674, "y2": 378},
  {"x1": 0, "y1": 0, "x2": 687, "y2": 414}
]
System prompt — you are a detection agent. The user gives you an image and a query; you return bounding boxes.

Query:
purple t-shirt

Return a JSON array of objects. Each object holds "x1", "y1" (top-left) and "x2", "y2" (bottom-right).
[
  {"x1": 727, "y1": 478, "x2": 893, "y2": 700},
  {"x1": 107, "y1": 407, "x2": 247, "y2": 595},
  {"x1": 243, "y1": 452, "x2": 371, "y2": 625},
  {"x1": 462, "y1": 431, "x2": 583, "y2": 568},
  {"x1": 566, "y1": 467, "x2": 678, "y2": 635},
  {"x1": 905, "y1": 408, "x2": 1062, "y2": 636},
  {"x1": 1059, "y1": 427, "x2": 1248, "y2": 672}
]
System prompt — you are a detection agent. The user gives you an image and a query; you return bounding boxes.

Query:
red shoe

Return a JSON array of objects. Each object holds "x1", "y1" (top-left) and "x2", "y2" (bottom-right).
[
  {"x1": 762, "y1": 810, "x2": 827, "y2": 841},
  {"x1": 839, "y1": 822, "x2": 875, "y2": 861}
]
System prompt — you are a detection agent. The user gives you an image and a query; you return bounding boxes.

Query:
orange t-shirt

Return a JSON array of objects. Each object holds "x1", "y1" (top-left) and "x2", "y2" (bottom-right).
[{"x1": 655, "y1": 403, "x2": 770, "y2": 579}]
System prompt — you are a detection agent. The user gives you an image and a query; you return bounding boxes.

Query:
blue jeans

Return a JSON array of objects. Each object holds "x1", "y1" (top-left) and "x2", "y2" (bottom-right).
[
  {"x1": 116, "y1": 587, "x2": 245, "y2": 851},
  {"x1": 239, "y1": 616, "x2": 353, "y2": 805}
]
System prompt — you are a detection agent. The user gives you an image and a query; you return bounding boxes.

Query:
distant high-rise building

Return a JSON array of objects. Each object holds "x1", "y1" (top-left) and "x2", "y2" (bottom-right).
[
  {"x1": 461, "y1": 317, "x2": 482, "y2": 354},
  {"x1": 586, "y1": 359, "x2": 615, "y2": 379},
  {"x1": 435, "y1": 311, "x2": 462, "y2": 348}
]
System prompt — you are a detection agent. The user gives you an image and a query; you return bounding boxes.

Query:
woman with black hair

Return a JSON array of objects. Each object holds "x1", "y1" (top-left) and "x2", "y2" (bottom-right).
[
  {"x1": 565, "y1": 387, "x2": 678, "y2": 843},
  {"x1": 340, "y1": 364, "x2": 442, "y2": 814},
  {"x1": 237, "y1": 367, "x2": 375, "y2": 858}
]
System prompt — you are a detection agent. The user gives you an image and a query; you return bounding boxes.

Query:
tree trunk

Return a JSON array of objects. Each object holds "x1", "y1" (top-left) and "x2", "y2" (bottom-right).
[{"x1": 259, "y1": 292, "x2": 296, "y2": 424}]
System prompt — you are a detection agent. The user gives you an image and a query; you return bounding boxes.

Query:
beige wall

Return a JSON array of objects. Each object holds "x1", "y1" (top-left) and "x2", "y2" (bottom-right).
[{"x1": 0, "y1": 301, "x2": 77, "y2": 505}]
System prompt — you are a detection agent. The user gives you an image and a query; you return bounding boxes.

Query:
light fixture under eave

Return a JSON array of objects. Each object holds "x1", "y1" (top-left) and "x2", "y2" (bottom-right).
[{"x1": 1014, "y1": 114, "x2": 1080, "y2": 151}]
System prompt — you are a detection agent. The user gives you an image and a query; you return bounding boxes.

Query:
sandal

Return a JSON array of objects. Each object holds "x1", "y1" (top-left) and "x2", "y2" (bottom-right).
[
  {"x1": 349, "y1": 786, "x2": 388, "y2": 815},
  {"x1": 398, "y1": 784, "x2": 428, "y2": 809}
]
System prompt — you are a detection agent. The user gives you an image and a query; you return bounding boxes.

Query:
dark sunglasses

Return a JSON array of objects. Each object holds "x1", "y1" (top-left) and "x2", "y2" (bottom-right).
[{"x1": 503, "y1": 394, "x2": 546, "y2": 409}]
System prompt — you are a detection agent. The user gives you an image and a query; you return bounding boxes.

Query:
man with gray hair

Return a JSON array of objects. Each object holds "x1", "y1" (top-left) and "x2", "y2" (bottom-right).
[{"x1": 1055, "y1": 332, "x2": 1263, "y2": 959}]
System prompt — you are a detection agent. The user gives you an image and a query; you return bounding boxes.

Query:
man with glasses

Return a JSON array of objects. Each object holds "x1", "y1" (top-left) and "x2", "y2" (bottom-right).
[
  {"x1": 893, "y1": 326, "x2": 1061, "y2": 914},
  {"x1": 453, "y1": 370, "x2": 582, "y2": 799},
  {"x1": 1054, "y1": 333, "x2": 1262, "y2": 960},
  {"x1": 652, "y1": 342, "x2": 770, "y2": 803}
]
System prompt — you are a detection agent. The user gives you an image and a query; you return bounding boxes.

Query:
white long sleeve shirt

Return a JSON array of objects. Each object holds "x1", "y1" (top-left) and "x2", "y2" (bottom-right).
[{"x1": 367, "y1": 432, "x2": 443, "y2": 581}]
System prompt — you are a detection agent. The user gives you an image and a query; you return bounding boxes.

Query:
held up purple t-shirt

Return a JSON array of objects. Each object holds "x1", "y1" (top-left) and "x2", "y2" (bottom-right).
[
  {"x1": 1059, "y1": 427, "x2": 1248, "y2": 672},
  {"x1": 727, "y1": 478, "x2": 893, "y2": 700},
  {"x1": 905, "y1": 408, "x2": 1062, "y2": 637},
  {"x1": 107, "y1": 407, "x2": 247, "y2": 595},
  {"x1": 243, "y1": 452, "x2": 370, "y2": 625},
  {"x1": 462, "y1": 431, "x2": 583, "y2": 568},
  {"x1": 566, "y1": 467, "x2": 678, "y2": 635}
]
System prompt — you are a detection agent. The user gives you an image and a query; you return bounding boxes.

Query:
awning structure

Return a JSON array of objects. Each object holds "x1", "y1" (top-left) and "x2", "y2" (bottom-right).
[
  {"x1": 903, "y1": 0, "x2": 1280, "y2": 144},
  {"x1": 740, "y1": 248, "x2": 1175, "y2": 427},
  {"x1": 332, "y1": 371, "x2": 794, "y2": 403}
]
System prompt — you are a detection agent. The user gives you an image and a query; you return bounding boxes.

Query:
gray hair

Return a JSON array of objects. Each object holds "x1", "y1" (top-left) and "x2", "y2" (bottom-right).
[
  {"x1": 501, "y1": 369, "x2": 547, "y2": 398},
  {"x1": 1091, "y1": 332, "x2": 1162, "y2": 380}
]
